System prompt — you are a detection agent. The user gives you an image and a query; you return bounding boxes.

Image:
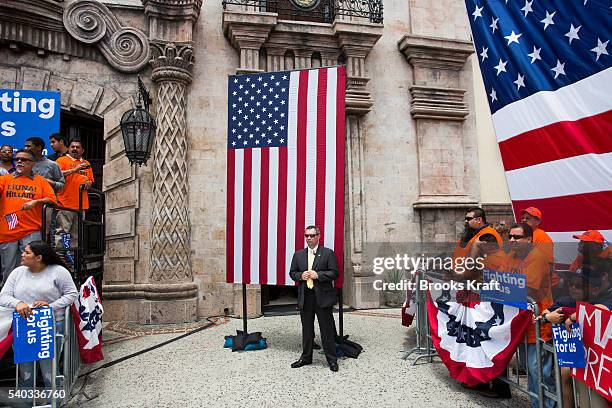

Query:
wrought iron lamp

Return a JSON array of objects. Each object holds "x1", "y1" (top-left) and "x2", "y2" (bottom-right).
[{"x1": 120, "y1": 76, "x2": 156, "y2": 166}]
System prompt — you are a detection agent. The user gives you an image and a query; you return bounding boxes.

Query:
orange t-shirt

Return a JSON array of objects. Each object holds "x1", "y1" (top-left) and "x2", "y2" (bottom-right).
[
  {"x1": 453, "y1": 225, "x2": 503, "y2": 259},
  {"x1": 56, "y1": 156, "x2": 94, "y2": 210},
  {"x1": 0, "y1": 173, "x2": 56, "y2": 243},
  {"x1": 533, "y1": 228, "x2": 554, "y2": 263},
  {"x1": 498, "y1": 249, "x2": 553, "y2": 343}
]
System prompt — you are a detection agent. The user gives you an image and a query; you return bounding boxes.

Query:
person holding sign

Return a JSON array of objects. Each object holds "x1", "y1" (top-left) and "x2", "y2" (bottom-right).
[
  {"x1": 0, "y1": 149, "x2": 56, "y2": 283},
  {"x1": 537, "y1": 271, "x2": 600, "y2": 408},
  {"x1": 0, "y1": 240, "x2": 77, "y2": 390}
]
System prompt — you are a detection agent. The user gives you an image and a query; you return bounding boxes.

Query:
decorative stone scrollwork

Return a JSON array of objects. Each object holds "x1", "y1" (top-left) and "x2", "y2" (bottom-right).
[
  {"x1": 63, "y1": 0, "x2": 150, "y2": 73},
  {"x1": 149, "y1": 42, "x2": 195, "y2": 84}
]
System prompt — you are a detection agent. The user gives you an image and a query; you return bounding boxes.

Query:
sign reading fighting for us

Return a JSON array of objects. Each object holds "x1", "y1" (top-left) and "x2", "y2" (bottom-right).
[
  {"x1": 13, "y1": 306, "x2": 55, "y2": 364},
  {"x1": 480, "y1": 269, "x2": 528, "y2": 309},
  {"x1": 553, "y1": 323, "x2": 586, "y2": 368},
  {"x1": 0, "y1": 89, "x2": 60, "y2": 155}
]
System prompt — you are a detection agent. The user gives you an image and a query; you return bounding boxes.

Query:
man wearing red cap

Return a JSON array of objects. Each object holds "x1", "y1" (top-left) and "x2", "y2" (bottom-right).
[
  {"x1": 520, "y1": 207, "x2": 554, "y2": 263},
  {"x1": 570, "y1": 230, "x2": 612, "y2": 272}
]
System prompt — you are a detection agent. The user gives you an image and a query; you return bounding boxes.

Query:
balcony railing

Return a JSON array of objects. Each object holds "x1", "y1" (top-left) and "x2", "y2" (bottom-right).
[{"x1": 222, "y1": 0, "x2": 383, "y2": 24}]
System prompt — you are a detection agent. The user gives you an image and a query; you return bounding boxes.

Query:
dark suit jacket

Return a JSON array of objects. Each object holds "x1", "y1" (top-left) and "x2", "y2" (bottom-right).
[{"x1": 289, "y1": 246, "x2": 339, "y2": 309}]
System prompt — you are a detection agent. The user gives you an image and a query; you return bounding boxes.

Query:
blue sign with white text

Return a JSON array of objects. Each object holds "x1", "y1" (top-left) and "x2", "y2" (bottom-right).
[
  {"x1": 13, "y1": 307, "x2": 55, "y2": 364},
  {"x1": 480, "y1": 269, "x2": 528, "y2": 309},
  {"x1": 0, "y1": 89, "x2": 60, "y2": 156},
  {"x1": 552, "y1": 323, "x2": 586, "y2": 368}
]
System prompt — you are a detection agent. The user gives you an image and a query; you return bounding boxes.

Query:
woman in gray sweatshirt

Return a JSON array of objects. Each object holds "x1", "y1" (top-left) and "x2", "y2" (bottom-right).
[{"x1": 0, "y1": 240, "x2": 78, "y2": 392}]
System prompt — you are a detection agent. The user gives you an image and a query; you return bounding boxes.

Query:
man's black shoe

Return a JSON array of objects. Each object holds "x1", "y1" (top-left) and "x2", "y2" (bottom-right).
[
  {"x1": 291, "y1": 359, "x2": 312, "y2": 368},
  {"x1": 313, "y1": 342, "x2": 322, "y2": 350},
  {"x1": 329, "y1": 362, "x2": 339, "y2": 372}
]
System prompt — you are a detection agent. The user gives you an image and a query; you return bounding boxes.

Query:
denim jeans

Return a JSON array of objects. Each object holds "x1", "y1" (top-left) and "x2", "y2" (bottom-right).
[
  {"x1": 518, "y1": 342, "x2": 557, "y2": 408},
  {"x1": 18, "y1": 320, "x2": 65, "y2": 391}
]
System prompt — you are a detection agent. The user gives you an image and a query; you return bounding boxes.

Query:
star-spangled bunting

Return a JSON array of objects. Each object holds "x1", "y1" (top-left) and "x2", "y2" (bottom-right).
[{"x1": 466, "y1": 0, "x2": 612, "y2": 245}]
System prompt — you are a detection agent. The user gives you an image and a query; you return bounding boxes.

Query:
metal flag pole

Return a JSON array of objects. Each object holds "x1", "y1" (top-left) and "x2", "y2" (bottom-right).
[
  {"x1": 242, "y1": 283, "x2": 248, "y2": 333},
  {"x1": 339, "y1": 288, "x2": 344, "y2": 338}
]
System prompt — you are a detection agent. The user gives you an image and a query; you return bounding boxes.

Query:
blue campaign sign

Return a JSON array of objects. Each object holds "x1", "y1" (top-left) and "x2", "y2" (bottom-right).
[
  {"x1": 13, "y1": 306, "x2": 55, "y2": 364},
  {"x1": 552, "y1": 323, "x2": 586, "y2": 368},
  {"x1": 0, "y1": 89, "x2": 60, "y2": 155},
  {"x1": 480, "y1": 269, "x2": 529, "y2": 309}
]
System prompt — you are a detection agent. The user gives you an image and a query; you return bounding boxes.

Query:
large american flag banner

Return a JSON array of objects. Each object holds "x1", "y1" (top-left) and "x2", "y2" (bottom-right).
[
  {"x1": 226, "y1": 66, "x2": 346, "y2": 287},
  {"x1": 466, "y1": 0, "x2": 612, "y2": 243}
]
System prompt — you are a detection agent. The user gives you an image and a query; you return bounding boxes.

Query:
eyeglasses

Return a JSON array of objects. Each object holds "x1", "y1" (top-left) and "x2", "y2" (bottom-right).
[
  {"x1": 465, "y1": 216, "x2": 479, "y2": 221},
  {"x1": 508, "y1": 234, "x2": 525, "y2": 240},
  {"x1": 15, "y1": 157, "x2": 33, "y2": 162},
  {"x1": 304, "y1": 234, "x2": 318, "y2": 238}
]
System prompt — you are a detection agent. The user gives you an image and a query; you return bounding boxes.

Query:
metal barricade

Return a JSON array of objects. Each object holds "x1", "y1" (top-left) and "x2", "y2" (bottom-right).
[
  {"x1": 400, "y1": 270, "x2": 564, "y2": 408},
  {"x1": 572, "y1": 378, "x2": 609, "y2": 408},
  {"x1": 61, "y1": 305, "x2": 80, "y2": 406},
  {"x1": 12, "y1": 305, "x2": 80, "y2": 407},
  {"x1": 496, "y1": 301, "x2": 563, "y2": 408},
  {"x1": 401, "y1": 270, "x2": 438, "y2": 364}
]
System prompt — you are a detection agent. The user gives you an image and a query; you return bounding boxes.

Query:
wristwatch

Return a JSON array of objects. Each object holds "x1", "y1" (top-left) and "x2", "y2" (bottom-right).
[{"x1": 541, "y1": 313, "x2": 549, "y2": 323}]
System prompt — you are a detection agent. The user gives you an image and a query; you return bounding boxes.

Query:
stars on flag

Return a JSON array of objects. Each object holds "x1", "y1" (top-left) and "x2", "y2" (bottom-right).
[{"x1": 469, "y1": 0, "x2": 611, "y2": 108}]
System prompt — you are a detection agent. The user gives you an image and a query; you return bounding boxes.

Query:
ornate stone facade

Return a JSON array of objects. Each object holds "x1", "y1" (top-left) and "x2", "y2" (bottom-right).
[{"x1": 0, "y1": 0, "x2": 513, "y2": 323}]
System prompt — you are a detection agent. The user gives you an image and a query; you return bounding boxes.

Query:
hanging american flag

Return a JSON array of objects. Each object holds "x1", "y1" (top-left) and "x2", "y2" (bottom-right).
[
  {"x1": 466, "y1": 0, "x2": 612, "y2": 243},
  {"x1": 5, "y1": 212, "x2": 18, "y2": 231},
  {"x1": 226, "y1": 66, "x2": 346, "y2": 287}
]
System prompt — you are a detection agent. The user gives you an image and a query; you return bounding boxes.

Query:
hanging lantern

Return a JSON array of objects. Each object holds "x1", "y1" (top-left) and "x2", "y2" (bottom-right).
[{"x1": 120, "y1": 76, "x2": 156, "y2": 166}]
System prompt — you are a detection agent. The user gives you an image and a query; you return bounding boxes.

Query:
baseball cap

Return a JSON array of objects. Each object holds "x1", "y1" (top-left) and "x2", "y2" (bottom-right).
[
  {"x1": 521, "y1": 207, "x2": 542, "y2": 219},
  {"x1": 572, "y1": 230, "x2": 605, "y2": 244}
]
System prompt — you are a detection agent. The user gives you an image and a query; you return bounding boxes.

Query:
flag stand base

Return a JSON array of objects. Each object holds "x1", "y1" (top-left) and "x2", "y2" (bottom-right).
[{"x1": 223, "y1": 283, "x2": 267, "y2": 352}]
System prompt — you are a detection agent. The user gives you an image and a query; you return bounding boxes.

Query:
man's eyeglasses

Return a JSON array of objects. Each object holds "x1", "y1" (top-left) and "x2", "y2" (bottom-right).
[
  {"x1": 465, "y1": 216, "x2": 479, "y2": 222},
  {"x1": 15, "y1": 157, "x2": 33, "y2": 162},
  {"x1": 304, "y1": 234, "x2": 318, "y2": 238},
  {"x1": 508, "y1": 234, "x2": 525, "y2": 240}
]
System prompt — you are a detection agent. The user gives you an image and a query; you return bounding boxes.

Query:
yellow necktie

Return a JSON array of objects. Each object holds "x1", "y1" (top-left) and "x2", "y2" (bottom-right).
[{"x1": 307, "y1": 248, "x2": 314, "y2": 289}]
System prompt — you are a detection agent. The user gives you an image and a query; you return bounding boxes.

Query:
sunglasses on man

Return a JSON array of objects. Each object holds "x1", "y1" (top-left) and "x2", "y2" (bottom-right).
[
  {"x1": 15, "y1": 157, "x2": 33, "y2": 162},
  {"x1": 508, "y1": 234, "x2": 525, "y2": 240},
  {"x1": 304, "y1": 234, "x2": 319, "y2": 238}
]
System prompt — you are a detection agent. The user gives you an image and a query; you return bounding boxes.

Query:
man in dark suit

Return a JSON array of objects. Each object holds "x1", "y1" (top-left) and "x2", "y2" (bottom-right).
[{"x1": 289, "y1": 225, "x2": 339, "y2": 372}]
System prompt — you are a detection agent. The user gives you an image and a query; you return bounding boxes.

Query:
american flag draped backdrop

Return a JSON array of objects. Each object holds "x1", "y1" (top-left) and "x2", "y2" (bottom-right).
[
  {"x1": 466, "y1": 0, "x2": 612, "y2": 242},
  {"x1": 226, "y1": 66, "x2": 346, "y2": 287}
]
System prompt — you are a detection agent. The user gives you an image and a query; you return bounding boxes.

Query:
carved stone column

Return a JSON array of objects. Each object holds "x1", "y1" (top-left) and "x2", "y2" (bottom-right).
[
  {"x1": 222, "y1": 12, "x2": 276, "y2": 74},
  {"x1": 399, "y1": 34, "x2": 478, "y2": 243},
  {"x1": 128, "y1": 0, "x2": 202, "y2": 323},
  {"x1": 294, "y1": 49, "x2": 312, "y2": 70},
  {"x1": 149, "y1": 41, "x2": 194, "y2": 287},
  {"x1": 334, "y1": 22, "x2": 382, "y2": 308}
]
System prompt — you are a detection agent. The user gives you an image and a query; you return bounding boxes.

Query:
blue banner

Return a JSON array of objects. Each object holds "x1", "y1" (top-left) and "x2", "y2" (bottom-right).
[
  {"x1": 13, "y1": 307, "x2": 55, "y2": 364},
  {"x1": 480, "y1": 269, "x2": 528, "y2": 309},
  {"x1": 552, "y1": 323, "x2": 586, "y2": 368},
  {"x1": 0, "y1": 89, "x2": 60, "y2": 155}
]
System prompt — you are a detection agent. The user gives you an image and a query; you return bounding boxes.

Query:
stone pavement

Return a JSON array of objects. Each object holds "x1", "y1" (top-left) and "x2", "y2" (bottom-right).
[{"x1": 66, "y1": 311, "x2": 530, "y2": 408}]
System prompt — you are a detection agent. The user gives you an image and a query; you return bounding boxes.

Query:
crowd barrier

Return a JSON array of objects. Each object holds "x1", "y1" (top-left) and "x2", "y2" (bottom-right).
[
  {"x1": 13, "y1": 305, "x2": 80, "y2": 407},
  {"x1": 401, "y1": 269, "x2": 565, "y2": 408}
]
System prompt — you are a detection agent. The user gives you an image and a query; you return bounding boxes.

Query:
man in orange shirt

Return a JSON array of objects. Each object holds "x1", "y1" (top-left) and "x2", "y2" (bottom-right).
[
  {"x1": 0, "y1": 149, "x2": 55, "y2": 282},
  {"x1": 55, "y1": 139, "x2": 93, "y2": 249},
  {"x1": 520, "y1": 207, "x2": 554, "y2": 262},
  {"x1": 499, "y1": 222, "x2": 555, "y2": 408},
  {"x1": 570, "y1": 230, "x2": 612, "y2": 272},
  {"x1": 453, "y1": 207, "x2": 502, "y2": 267}
]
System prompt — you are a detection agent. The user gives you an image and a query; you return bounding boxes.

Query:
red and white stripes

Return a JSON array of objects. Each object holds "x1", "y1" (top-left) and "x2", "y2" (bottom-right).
[
  {"x1": 493, "y1": 66, "x2": 612, "y2": 242},
  {"x1": 227, "y1": 66, "x2": 346, "y2": 286}
]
